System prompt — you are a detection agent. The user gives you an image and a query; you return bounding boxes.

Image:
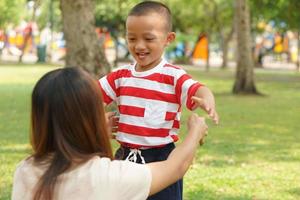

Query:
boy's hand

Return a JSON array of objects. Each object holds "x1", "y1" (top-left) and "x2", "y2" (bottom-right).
[
  {"x1": 191, "y1": 96, "x2": 219, "y2": 125},
  {"x1": 105, "y1": 112, "x2": 119, "y2": 139}
]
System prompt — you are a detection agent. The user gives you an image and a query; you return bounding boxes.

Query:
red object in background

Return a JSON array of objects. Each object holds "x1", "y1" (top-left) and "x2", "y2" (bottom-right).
[
  {"x1": 0, "y1": 30, "x2": 5, "y2": 42},
  {"x1": 24, "y1": 23, "x2": 33, "y2": 36}
]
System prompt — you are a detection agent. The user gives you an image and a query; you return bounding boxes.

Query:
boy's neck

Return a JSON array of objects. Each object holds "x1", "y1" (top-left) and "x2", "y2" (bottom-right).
[{"x1": 135, "y1": 58, "x2": 162, "y2": 72}]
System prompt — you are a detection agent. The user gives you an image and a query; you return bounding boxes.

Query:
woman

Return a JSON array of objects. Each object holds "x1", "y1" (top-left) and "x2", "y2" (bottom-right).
[{"x1": 12, "y1": 67, "x2": 208, "y2": 200}]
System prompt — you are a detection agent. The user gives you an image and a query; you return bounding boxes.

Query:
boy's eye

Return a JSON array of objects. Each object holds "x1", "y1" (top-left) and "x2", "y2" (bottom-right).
[
  {"x1": 127, "y1": 38, "x2": 136, "y2": 42},
  {"x1": 145, "y1": 38, "x2": 154, "y2": 41}
]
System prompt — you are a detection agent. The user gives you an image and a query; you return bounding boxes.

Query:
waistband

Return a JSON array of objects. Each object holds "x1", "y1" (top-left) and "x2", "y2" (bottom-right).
[{"x1": 120, "y1": 142, "x2": 175, "y2": 152}]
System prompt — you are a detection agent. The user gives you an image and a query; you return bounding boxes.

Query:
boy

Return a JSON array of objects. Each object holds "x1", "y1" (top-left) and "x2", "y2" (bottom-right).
[{"x1": 99, "y1": 1, "x2": 219, "y2": 200}]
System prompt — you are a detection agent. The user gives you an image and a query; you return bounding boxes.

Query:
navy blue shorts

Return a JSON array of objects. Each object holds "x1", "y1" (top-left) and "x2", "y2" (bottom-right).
[{"x1": 115, "y1": 143, "x2": 183, "y2": 200}]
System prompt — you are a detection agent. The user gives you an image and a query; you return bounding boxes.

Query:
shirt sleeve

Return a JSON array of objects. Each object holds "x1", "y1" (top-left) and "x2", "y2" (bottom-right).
[
  {"x1": 175, "y1": 70, "x2": 203, "y2": 110},
  {"x1": 98, "y1": 71, "x2": 119, "y2": 105},
  {"x1": 109, "y1": 160, "x2": 152, "y2": 200}
]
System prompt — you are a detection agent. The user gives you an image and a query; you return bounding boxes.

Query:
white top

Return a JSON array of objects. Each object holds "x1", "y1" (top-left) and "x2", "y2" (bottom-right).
[{"x1": 12, "y1": 156, "x2": 152, "y2": 200}]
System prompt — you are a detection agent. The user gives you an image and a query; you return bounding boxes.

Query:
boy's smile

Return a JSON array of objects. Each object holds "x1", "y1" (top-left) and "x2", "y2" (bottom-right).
[{"x1": 126, "y1": 13, "x2": 175, "y2": 72}]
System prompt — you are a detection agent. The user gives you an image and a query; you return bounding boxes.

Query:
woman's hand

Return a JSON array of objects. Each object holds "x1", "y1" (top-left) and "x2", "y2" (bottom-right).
[{"x1": 187, "y1": 113, "x2": 208, "y2": 145}]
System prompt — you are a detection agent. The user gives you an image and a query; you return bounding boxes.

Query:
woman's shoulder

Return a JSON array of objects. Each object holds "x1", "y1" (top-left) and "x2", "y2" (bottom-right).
[
  {"x1": 13, "y1": 157, "x2": 46, "y2": 188},
  {"x1": 15, "y1": 157, "x2": 38, "y2": 173}
]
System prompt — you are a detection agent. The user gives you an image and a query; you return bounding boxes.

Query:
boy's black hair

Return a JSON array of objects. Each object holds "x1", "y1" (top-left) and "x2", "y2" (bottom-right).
[{"x1": 128, "y1": 1, "x2": 172, "y2": 32}]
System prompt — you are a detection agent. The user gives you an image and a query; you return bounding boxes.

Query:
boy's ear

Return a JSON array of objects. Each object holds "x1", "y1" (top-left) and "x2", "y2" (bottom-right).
[{"x1": 166, "y1": 32, "x2": 176, "y2": 45}]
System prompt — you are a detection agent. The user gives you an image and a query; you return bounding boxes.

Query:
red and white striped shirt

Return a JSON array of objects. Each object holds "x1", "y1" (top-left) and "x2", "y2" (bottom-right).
[{"x1": 99, "y1": 59, "x2": 203, "y2": 148}]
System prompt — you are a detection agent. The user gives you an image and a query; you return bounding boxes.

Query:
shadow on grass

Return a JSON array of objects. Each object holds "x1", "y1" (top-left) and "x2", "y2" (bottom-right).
[
  {"x1": 256, "y1": 73, "x2": 300, "y2": 83},
  {"x1": 203, "y1": 141, "x2": 300, "y2": 166},
  {"x1": 0, "y1": 186, "x2": 12, "y2": 200},
  {"x1": 214, "y1": 92, "x2": 269, "y2": 97},
  {"x1": 0, "y1": 145, "x2": 31, "y2": 155},
  {"x1": 288, "y1": 187, "x2": 300, "y2": 197},
  {"x1": 185, "y1": 188, "x2": 264, "y2": 200},
  {"x1": 0, "y1": 61, "x2": 60, "y2": 67}
]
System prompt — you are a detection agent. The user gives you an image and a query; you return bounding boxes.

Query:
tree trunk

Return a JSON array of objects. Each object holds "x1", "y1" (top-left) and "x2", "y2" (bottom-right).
[
  {"x1": 297, "y1": 31, "x2": 300, "y2": 72},
  {"x1": 205, "y1": 34, "x2": 210, "y2": 71},
  {"x1": 221, "y1": 25, "x2": 234, "y2": 69},
  {"x1": 60, "y1": 0, "x2": 110, "y2": 77},
  {"x1": 221, "y1": 36, "x2": 228, "y2": 68},
  {"x1": 232, "y1": 0, "x2": 258, "y2": 94}
]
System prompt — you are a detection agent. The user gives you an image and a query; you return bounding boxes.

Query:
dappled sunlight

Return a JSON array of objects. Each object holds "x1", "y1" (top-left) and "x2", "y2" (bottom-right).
[
  {"x1": 0, "y1": 66, "x2": 59, "y2": 84},
  {"x1": 250, "y1": 123, "x2": 290, "y2": 134},
  {"x1": 185, "y1": 160, "x2": 300, "y2": 200},
  {"x1": 1, "y1": 66, "x2": 300, "y2": 200},
  {"x1": 1, "y1": 0, "x2": 300, "y2": 198},
  {"x1": 288, "y1": 188, "x2": 300, "y2": 198},
  {"x1": 0, "y1": 143, "x2": 30, "y2": 152}
]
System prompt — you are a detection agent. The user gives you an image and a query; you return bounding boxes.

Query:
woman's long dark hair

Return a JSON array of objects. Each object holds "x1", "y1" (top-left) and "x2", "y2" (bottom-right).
[{"x1": 30, "y1": 67, "x2": 112, "y2": 200}]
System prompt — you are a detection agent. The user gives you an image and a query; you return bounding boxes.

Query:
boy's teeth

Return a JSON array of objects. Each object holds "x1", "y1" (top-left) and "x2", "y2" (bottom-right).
[{"x1": 138, "y1": 53, "x2": 147, "y2": 58}]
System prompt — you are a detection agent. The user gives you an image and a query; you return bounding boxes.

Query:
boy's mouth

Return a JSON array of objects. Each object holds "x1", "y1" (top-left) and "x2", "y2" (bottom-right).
[{"x1": 136, "y1": 52, "x2": 149, "y2": 59}]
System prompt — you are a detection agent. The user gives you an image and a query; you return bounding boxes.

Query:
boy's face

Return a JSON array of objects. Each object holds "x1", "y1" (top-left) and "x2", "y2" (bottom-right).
[{"x1": 126, "y1": 13, "x2": 175, "y2": 71}]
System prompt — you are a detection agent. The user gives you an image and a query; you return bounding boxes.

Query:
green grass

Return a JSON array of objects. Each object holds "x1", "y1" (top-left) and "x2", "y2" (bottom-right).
[
  {"x1": 0, "y1": 64, "x2": 61, "y2": 199},
  {"x1": 1, "y1": 64, "x2": 300, "y2": 200}
]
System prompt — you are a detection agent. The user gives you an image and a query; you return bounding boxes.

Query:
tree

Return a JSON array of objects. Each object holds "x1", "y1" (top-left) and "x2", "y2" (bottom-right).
[
  {"x1": 60, "y1": 0, "x2": 110, "y2": 76},
  {"x1": 0, "y1": 0, "x2": 25, "y2": 29},
  {"x1": 251, "y1": 0, "x2": 300, "y2": 71},
  {"x1": 36, "y1": 0, "x2": 62, "y2": 31},
  {"x1": 233, "y1": 0, "x2": 258, "y2": 94},
  {"x1": 94, "y1": 0, "x2": 139, "y2": 65},
  {"x1": 166, "y1": 0, "x2": 213, "y2": 70},
  {"x1": 212, "y1": 0, "x2": 235, "y2": 68},
  {"x1": 166, "y1": 0, "x2": 235, "y2": 69}
]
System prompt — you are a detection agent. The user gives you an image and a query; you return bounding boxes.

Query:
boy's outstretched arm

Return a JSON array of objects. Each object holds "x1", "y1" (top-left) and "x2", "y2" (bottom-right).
[{"x1": 191, "y1": 86, "x2": 219, "y2": 124}]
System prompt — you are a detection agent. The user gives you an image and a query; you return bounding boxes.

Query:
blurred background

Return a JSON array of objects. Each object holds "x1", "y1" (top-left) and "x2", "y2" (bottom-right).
[
  {"x1": 0, "y1": 0, "x2": 299, "y2": 71},
  {"x1": 1, "y1": 1, "x2": 300, "y2": 200}
]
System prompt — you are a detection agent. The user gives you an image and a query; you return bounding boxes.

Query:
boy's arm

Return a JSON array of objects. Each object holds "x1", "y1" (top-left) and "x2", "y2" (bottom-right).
[
  {"x1": 174, "y1": 70, "x2": 219, "y2": 124},
  {"x1": 191, "y1": 86, "x2": 219, "y2": 124},
  {"x1": 105, "y1": 111, "x2": 119, "y2": 139}
]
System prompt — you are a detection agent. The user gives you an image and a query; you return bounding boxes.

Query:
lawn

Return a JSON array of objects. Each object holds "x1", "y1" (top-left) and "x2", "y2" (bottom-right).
[{"x1": 0, "y1": 64, "x2": 300, "y2": 200}]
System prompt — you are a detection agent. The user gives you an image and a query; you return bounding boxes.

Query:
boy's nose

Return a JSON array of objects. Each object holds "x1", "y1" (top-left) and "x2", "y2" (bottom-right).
[{"x1": 135, "y1": 40, "x2": 146, "y2": 50}]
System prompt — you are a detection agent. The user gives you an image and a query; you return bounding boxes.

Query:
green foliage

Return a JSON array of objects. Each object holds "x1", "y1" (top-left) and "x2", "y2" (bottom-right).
[
  {"x1": 0, "y1": 0, "x2": 26, "y2": 28},
  {"x1": 94, "y1": 0, "x2": 139, "y2": 36},
  {"x1": 251, "y1": 0, "x2": 300, "y2": 31},
  {"x1": 165, "y1": 0, "x2": 234, "y2": 33},
  {"x1": 164, "y1": 0, "x2": 207, "y2": 33},
  {"x1": 36, "y1": 0, "x2": 62, "y2": 31},
  {"x1": 1, "y1": 65, "x2": 300, "y2": 199},
  {"x1": 0, "y1": 0, "x2": 62, "y2": 31},
  {"x1": 163, "y1": 0, "x2": 235, "y2": 49},
  {"x1": 93, "y1": 0, "x2": 235, "y2": 41}
]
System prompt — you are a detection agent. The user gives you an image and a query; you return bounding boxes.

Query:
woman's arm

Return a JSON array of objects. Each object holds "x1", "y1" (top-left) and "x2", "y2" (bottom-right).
[{"x1": 147, "y1": 113, "x2": 208, "y2": 195}]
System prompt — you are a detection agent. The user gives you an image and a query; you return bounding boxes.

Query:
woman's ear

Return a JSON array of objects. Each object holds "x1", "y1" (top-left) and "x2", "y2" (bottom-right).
[{"x1": 166, "y1": 32, "x2": 176, "y2": 45}]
